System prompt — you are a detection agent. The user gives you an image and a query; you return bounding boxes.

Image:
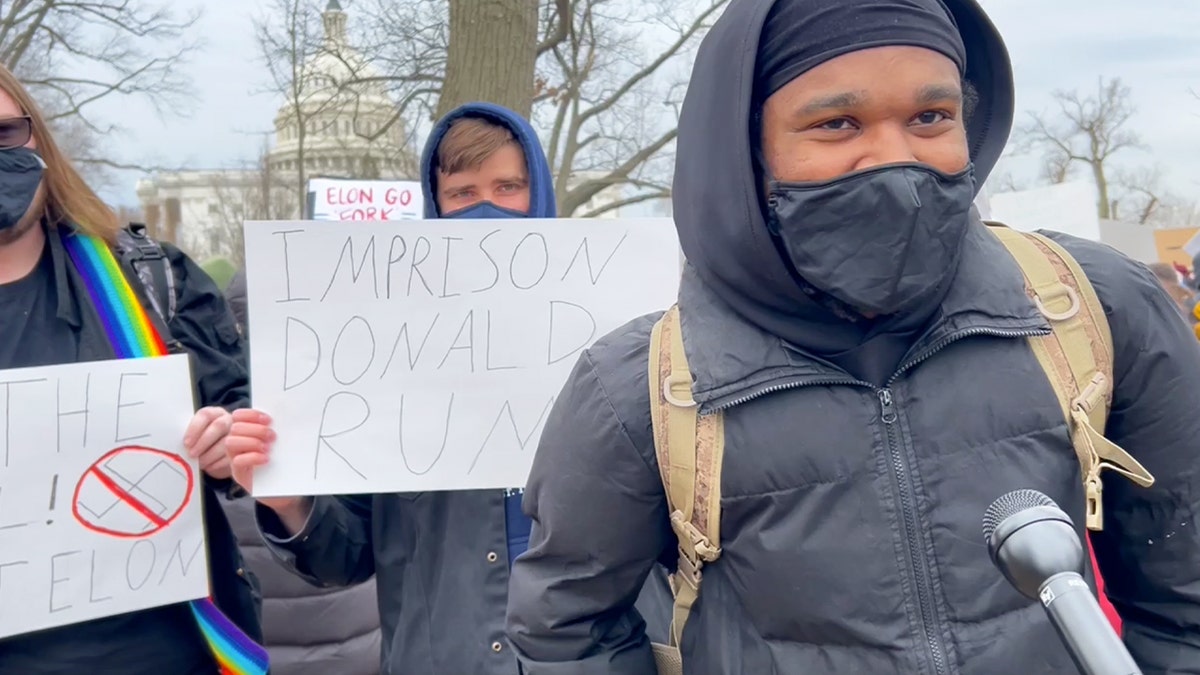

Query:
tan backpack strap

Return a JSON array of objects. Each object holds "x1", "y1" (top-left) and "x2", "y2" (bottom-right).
[
  {"x1": 648, "y1": 305, "x2": 724, "y2": 650},
  {"x1": 989, "y1": 225, "x2": 1154, "y2": 530}
]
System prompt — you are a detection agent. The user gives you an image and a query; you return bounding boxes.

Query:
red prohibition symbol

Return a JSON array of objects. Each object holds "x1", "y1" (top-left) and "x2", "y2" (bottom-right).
[{"x1": 71, "y1": 446, "x2": 195, "y2": 539}]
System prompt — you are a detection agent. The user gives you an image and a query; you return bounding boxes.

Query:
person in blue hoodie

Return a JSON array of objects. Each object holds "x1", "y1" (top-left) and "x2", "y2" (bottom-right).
[
  {"x1": 225, "y1": 102, "x2": 670, "y2": 675},
  {"x1": 420, "y1": 102, "x2": 557, "y2": 223}
]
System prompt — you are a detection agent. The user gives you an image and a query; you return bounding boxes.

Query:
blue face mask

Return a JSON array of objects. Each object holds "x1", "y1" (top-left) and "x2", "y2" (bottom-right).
[{"x1": 441, "y1": 201, "x2": 528, "y2": 219}]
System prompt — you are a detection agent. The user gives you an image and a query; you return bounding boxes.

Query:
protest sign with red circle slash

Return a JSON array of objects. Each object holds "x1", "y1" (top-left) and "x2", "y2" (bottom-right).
[{"x1": 71, "y1": 446, "x2": 195, "y2": 539}]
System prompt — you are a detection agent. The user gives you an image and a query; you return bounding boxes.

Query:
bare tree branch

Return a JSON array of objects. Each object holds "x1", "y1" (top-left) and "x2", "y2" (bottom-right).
[
  {"x1": 1040, "y1": 148, "x2": 1073, "y2": 184},
  {"x1": 1113, "y1": 165, "x2": 1168, "y2": 225},
  {"x1": 579, "y1": 187, "x2": 669, "y2": 218},
  {"x1": 202, "y1": 143, "x2": 297, "y2": 267},
  {"x1": 1014, "y1": 77, "x2": 1144, "y2": 219},
  {"x1": 536, "y1": 0, "x2": 571, "y2": 55},
  {"x1": 538, "y1": 0, "x2": 727, "y2": 215},
  {"x1": 359, "y1": 0, "x2": 725, "y2": 217},
  {"x1": 0, "y1": 0, "x2": 201, "y2": 183}
]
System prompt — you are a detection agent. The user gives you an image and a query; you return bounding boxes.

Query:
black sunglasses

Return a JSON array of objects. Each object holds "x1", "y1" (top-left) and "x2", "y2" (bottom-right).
[{"x1": 0, "y1": 116, "x2": 33, "y2": 151}]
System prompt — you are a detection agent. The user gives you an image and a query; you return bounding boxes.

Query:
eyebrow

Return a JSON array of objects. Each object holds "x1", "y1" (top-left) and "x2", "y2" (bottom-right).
[
  {"x1": 797, "y1": 83, "x2": 964, "y2": 117},
  {"x1": 441, "y1": 182, "x2": 474, "y2": 195},
  {"x1": 494, "y1": 175, "x2": 528, "y2": 185},
  {"x1": 915, "y1": 83, "x2": 963, "y2": 105},
  {"x1": 800, "y1": 91, "x2": 866, "y2": 116}
]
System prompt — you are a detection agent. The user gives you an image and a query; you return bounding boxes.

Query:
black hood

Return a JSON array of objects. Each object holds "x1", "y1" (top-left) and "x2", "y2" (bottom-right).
[{"x1": 673, "y1": 0, "x2": 1014, "y2": 357}]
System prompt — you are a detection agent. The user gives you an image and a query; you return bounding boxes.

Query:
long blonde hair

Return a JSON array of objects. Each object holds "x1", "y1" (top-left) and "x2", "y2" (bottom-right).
[{"x1": 0, "y1": 65, "x2": 121, "y2": 242}]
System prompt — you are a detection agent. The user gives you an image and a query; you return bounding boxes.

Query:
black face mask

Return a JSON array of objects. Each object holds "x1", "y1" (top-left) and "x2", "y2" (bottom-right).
[
  {"x1": 767, "y1": 163, "x2": 975, "y2": 317},
  {"x1": 0, "y1": 147, "x2": 44, "y2": 231}
]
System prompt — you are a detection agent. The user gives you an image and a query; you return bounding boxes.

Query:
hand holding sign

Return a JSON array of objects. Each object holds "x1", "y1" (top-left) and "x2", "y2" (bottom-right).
[
  {"x1": 0, "y1": 354, "x2": 207, "y2": 638},
  {"x1": 184, "y1": 407, "x2": 233, "y2": 480},
  {"x1": 226, "y1": 409, "x2": 310, "y2": 522}
]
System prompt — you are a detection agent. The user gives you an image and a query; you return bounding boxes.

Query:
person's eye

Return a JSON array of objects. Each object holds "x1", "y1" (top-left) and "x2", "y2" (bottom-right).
[
  {"x1": 912, "y1": 110, "x2": 952, "y2": 126},
  {"x1": 497, "y1": 183, "x2": 522, "y2": 193},
  {"x1": 813, "y1": 117, "x2": 857, "y2": 132}
]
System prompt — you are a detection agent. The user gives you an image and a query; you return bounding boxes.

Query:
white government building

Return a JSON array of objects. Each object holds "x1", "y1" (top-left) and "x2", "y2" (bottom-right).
[
  {"x1": 136, "y1": 0, "x2": 413, "y2": 261},
  {"x1": 136, "y1": 0, "x2": 626, "y2": 264}
]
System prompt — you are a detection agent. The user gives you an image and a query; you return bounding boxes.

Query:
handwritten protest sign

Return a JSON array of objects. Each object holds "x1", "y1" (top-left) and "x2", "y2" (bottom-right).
[
  {"x1": 308, "y1": 177, "x2": 423, "y2": 221},
  {"x1": 244, "y1": 218, "x2": 681, "y2": 496},
  {"x1": 0, "y1": 355, "x2": 206, "y2": 638}
]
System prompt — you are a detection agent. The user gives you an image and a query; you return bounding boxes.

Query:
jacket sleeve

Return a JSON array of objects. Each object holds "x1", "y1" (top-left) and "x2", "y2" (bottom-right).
[
  {"x1": 161, "y1": 242, "x2": 250, "y2": 412},
  {"x1": 159, "y1": 242, "x2": 250, "y2": 498},
  {"x1": 224, "y1": 268, "x2": 249, "y2": 338},
  {"x1": 255, "y1": 495, "x2": 376, "y2": 588},
  {"x1": 1058, "y1": 234, "x2": 1200, "y2": 672},
  {"x1": 506, "y1": 343, "x2": 673, "y2": 675}
]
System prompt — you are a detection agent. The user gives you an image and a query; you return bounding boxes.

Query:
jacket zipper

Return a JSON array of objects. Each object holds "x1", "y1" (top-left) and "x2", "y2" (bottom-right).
[
  {"x1": 884, "y1": 326, "x2": 1049, "y2": 675},
  {"x1": 889, "y1": 326, "x2": 1049, "y2": 384},
  {"x1": 879, "y1": 327, "x2": 1047, "y2": 675},
  {"x1": 879, "y1": 386, "x2": 947, "y2": 675},
  {"x1": 704, "y1": 326, "x2": 1048, "y2": 415},
  {"x1": 701, "y1": 325, "x2": 1049, "y2": 674},
  {"x1": 706, "y1": 377, "x2": 869, "y2": 413}
]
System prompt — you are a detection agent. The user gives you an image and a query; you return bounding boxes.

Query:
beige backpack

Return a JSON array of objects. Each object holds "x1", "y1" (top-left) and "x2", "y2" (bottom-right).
[{"x1": 647, "y1": 225, "x2": 1156, "y2": 674}]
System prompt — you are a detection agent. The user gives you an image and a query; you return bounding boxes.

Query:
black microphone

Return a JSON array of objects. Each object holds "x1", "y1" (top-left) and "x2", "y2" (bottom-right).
[{"x1": 982, "y1": 489, "x2": 1141, "y2": 675}]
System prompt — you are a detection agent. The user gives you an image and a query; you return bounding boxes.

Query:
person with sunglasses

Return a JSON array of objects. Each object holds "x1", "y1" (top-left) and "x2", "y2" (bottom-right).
[{"x1": 0, "y1": 65, "x2": 263, "y2": 675}]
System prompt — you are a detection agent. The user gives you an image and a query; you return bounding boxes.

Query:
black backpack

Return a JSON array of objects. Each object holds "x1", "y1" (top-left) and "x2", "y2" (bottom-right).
[{"x1": 115, "y1": 222, "x2": 176, "y2": 325}]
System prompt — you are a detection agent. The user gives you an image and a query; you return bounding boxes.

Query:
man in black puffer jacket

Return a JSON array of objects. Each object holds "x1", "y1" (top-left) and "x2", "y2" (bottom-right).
[{"x1": 505, "y1": 0, "x2": 1200, "y2": 673}]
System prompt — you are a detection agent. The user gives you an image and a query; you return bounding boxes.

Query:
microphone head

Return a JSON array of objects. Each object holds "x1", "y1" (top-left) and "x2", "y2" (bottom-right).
[
  {"x1": 982, "y1": 488, "x2": 1055, "y2": 541},
  {"x1": 983, "y1": 489, "x2": 1083, "y2": 599}
]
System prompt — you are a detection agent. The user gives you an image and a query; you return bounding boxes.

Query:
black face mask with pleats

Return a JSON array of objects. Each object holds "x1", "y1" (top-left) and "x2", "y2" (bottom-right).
[{"x1": 766, "y1": 162, "x2": 976, "y2": 317}]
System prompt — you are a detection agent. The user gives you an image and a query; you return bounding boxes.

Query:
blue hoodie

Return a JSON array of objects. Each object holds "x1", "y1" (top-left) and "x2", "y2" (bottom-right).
[
  {"x1": 418, "y1": 102, "x2": 554, "y2": 568},
  {"x1": 419, "y1": 101, "x2": 557, "y2": 219}
]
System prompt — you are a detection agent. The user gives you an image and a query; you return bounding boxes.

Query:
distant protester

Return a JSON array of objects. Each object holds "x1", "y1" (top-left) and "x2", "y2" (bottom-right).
[{"x1": 225, "y1": 101, "x2": 671, "y2": 675}]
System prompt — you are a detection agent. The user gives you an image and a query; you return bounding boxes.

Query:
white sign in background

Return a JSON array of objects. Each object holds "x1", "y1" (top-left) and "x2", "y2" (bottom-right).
[
  {"x1": 0, "y1": 355, "x2": 207, "y2": 638},
  {"x1": 987, "y1": 180, "x2": 1101, "y2": 242},
  {"x1": 308, "y1": 177, "x2": 424, "y2": 222},
  {"x1": 244, "y1": 218, "x2": 681, "y2": 496}
]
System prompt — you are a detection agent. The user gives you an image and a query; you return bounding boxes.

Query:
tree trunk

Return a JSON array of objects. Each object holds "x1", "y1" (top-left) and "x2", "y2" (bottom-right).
[
  {"x1": 437, "y1": 0, "x2": 539, "y2": 119},
  {"x1": 296, "y1": 121, "x2": 309, "y2": 219},
  {"x1": 1093, "y1": 161, "x2": 1111, "y2": 220}
]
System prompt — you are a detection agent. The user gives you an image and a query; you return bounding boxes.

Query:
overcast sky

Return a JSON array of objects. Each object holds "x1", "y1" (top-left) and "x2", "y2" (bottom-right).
[{"x1": 91, "y1": 0, "x2": 1200, "y2": 206}]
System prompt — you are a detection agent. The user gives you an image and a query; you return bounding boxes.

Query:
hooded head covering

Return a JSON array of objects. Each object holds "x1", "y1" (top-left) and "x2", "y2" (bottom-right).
[
  {"x1": 419, "y1": 102, "x2": 557, "y2": 219},
  {"x1": 671, "y1": 0, "x2": 1013, "y2": 381},
  {"x1": 755, "y1": 0, "x2": 966, "y2": 102}
]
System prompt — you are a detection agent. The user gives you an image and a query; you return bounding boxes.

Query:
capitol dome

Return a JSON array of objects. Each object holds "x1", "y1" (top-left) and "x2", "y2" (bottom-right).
[{"x1": 267, "y1": 0, "x2": 413, "y2": 180}]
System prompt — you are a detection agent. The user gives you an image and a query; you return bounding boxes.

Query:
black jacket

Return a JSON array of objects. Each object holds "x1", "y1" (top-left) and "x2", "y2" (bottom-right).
[
  {"x1": 505, "y1": 0, "x2": 1200, "y2": 673},
  {"x1": 226, "y1": 268, "x2": 248, "y2": 338}
]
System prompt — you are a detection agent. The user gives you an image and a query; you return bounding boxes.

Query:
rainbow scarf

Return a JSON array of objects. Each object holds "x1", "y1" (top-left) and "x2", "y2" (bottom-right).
[{"x1": 63, "y1": 232, "x2": 270, "y2": 675}]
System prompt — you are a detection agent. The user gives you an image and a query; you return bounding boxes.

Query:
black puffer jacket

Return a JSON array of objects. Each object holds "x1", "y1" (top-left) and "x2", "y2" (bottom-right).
[{"x1": 505, "y1": 0, "x2": 1200, "y2": 673}]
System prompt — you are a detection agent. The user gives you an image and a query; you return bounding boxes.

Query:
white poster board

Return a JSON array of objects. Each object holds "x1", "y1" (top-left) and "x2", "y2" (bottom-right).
[
  {"x1": 308, "y1": 177, "x2": 423, "y2": 221},
  {"x1": 988, "y1": 181, "x2": 1101, "y2": 241},
  {"x1": 244, "y1": 218, "x2": 681, "y2": 496},
  {"x1": 0, "y1": 355, "x2": 206, "y2": 638}
]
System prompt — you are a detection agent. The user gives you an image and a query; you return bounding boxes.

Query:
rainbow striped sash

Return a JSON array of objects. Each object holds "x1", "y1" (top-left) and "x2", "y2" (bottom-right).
[{"x1": 64, "y1": 232, "x2": 269, "y2": 675}]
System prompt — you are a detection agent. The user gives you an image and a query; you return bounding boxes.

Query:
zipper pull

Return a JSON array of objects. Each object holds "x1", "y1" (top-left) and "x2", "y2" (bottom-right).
[{"x1": 878, "y1": 389, "x2": 897, "y2": 424}]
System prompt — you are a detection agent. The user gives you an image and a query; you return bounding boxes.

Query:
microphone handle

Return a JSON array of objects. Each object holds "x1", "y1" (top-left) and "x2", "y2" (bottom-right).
[{"x1": 1039, "y1": 572, "x2": 1142, "y2": 675}]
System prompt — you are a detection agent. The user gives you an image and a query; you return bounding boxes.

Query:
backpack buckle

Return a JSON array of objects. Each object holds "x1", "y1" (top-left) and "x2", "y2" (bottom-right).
[
  {"x1": 1033, "y1": 283, "x2": 1080, "y2": 322},
  {"x1": 663, "y1": 374, "x2": 697, "y2": 408},
  {"x1": 669, "y1": 511, "x2": 720, "y2": 591}
]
